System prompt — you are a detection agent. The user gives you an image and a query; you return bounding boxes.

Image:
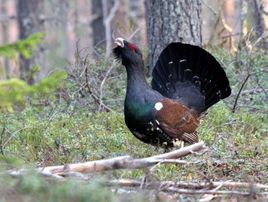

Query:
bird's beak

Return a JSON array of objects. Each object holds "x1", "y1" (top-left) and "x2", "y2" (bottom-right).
[{"x1": 115, "y1": 37, "x2": 124, "y2": 48}]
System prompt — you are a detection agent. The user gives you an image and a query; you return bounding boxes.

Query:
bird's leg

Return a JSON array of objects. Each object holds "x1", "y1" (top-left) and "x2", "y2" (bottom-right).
[
  {"x1": 140, "y1": 171, "x2": 148, "y2": 189},
  {"x1": 172, "y1": 139, "x2": 184, "y2": 148},
  {"x1": 162, "y1": 141, "x2": 172, "y2": 153},
  {"x1": 181, "y1": 141, "x2": 184, "y2": 148}
]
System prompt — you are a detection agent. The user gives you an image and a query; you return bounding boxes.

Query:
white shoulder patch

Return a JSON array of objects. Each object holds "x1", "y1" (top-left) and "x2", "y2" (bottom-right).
[{"x1": 154, "y1": 102, "x2": 163, "y2": 111}]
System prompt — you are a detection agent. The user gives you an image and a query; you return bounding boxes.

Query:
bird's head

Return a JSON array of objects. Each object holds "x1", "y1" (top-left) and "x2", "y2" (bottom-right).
[{"x1": 113, "y1": 38, "x2": 143, "y2": 66}]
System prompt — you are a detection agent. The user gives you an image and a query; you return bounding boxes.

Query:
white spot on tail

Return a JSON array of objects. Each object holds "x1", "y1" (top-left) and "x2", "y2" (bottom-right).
[
  {"x1": 179, "y1": 59, "x2": 186, "y2": 63},
  {"x1": 168, "y1": 61, "x2": 173, "y2": 64},
  {"x1": 154, "y1": 102, "x2": 163, "y2": 111}
]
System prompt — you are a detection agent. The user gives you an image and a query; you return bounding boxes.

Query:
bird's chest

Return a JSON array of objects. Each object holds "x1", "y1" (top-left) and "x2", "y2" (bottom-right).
[
  {"x1": 124, "y1": 100, "x2": 154, "y2": 123},
  {"x1": 124, "y1": 101, "x2": 173, "y2": 146},
  {"x1": 124, "y1": 100, "x2": 156, "y2": 136}
]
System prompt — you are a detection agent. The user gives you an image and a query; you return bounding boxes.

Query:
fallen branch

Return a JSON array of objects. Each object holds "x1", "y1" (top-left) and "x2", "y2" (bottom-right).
[
  {"x1": 105, "y1": 180, "x2": 268, "y2": 200},
  {"x1": 38, "y1": 142, "x2": 206, "y2": 175},
  {"x1": 106, "y1": 179, "x2": 268, "y2": 190},
  {"x1": 106, "y1": 179, "x2": 268, "y2": 198},
  {"x1": 165, "y1": 187, "x2": 264, "y2": 196}
]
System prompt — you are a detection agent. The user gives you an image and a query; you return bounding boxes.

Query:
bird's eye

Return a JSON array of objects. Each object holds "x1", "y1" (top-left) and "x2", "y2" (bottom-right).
[{"x1": 128, "y1": 43, "x2": 137, "y2": 53}]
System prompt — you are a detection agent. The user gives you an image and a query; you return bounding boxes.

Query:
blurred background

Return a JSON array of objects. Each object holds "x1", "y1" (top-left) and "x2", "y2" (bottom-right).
[
  {"x1": 0, "y1": 2, "x2": 267, "y2": 200},
  {"x1": 0, "y1": 0, "x2": 267, "y2": 80}
]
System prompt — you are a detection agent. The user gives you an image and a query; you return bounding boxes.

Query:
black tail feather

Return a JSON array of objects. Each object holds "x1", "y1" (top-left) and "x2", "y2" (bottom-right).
[{"x1": 151, "y1": 42, "x2": 231, "y2": 113}]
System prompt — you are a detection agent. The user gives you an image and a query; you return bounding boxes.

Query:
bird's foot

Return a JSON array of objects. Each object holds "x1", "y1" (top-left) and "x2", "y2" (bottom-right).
[{"x1": 172, "y1": 139, "x2": 184, "y2": 148}]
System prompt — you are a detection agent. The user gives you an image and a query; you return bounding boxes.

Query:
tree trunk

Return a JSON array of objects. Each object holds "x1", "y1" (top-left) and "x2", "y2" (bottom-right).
[
  {"x1": 247, "y1": 0, "x2": 268, "y2": 49},
  {"x1": 17, "y1": 0, "x2": 44, "y2": 84},
  {"x1": 91, "y1": 0, "x2": 118, "y2": 57},
  {"x1": 145, "y1": 0, "x2": 202, "y2": 72},
  {"x1": 128, "y1": 0, "x2": 147, "y2": 46},
  {"x1": 202, "y1": 0, "x2": 223, "y2": 45},
  {"x1": 91, "y1": 0, "x2": 105, "y2": 51},
  {"x1": 222, "y1": 0, "x2": 244, "y2": 50},
  {"x1": 1, "y1": 0, "x2": 10, "y2": 79},
  {"x1": 59, "y1": 0, "x2": 70, "y2": 60}
]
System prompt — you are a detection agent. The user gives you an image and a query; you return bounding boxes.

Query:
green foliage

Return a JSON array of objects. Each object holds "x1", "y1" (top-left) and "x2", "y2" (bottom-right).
[
  {"x1": 0, "y1": 32, "x2": 67, "y2": 111},
  {"x1": 68, "y1": 50, "x2": 126, "y2": 112},
  {"x1": 199, "y1": 103, "x2": 268, "y2": 157},
  {"x1": 0, "y1": 71, "x2": 67, "y2": 111},
  {"x1": 212, "y1": 47, "x2": 268, "y2": 111},
  {"x1": 0, "y1": 173, "x2": 116, "y2": 202},
  {"x1": 0, "y1": 47, "x2": 267, "y2": 201},
  {"x1": 0, "y1": 79, "x2": 30, "y2": 111},
  {"x1": 0, "y1": 108, "x2": 155, "y2": 164},
  {"x1": 0, "y1": 102, "x2": 267, "y2": 201},
  {"x1": 0, "y1": 33, "x2": 44, "y2": 59},
  {"x1": 0, "y1": 102, "x2": 267, "y2": 170},
  {"x1": 32, "y1": 71, "x2": 67, "y2": 94}
]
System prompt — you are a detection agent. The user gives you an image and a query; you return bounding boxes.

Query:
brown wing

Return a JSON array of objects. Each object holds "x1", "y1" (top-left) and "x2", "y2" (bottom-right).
[{"x1": 154, "y1": 98, "x2": 200, "y2": 144}]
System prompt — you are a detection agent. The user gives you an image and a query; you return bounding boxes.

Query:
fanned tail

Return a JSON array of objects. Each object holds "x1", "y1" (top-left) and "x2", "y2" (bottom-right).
[{"x1": 151, "y1": 42, "x2": 231, "y2": 113}]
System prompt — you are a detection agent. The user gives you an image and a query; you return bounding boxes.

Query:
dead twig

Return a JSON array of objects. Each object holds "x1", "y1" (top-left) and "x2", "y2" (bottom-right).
[
  {"x1": 241, "y1": 88, "x2": 268, "y2": 95},
  {"x1": 199, "y1": 180, "x2": 228, "y2": 202},
  {"x1": 38, "y1": 142, "x2": 206, "y2": 175},
  {"x1": 0, "y1": 126, "x2": 6, "y2": 155},
  {"x1": 105, "y1": 179, "x2": 268, "y2": 199},
  {"x1": 144, "y1": 142, "x2": 207, "y2": 160},
  {"x1": 98, "y1": 60, "x2": 117, "y2": 112},
  {"x1": 105, "y1": 179, "x2": 268, "y2": 190},
  {"x1": 85, "y1": 66, "x2": 113, "y2": 112},
  {"x1": 165, "y1": 187, "x2": 264, "y2": 196},
  {"x1": 201, "y1": 0, "x2": 218, "y2": 16},
  {"x1": 232, "y1": 73, "x2": 251, "y2": 113}
]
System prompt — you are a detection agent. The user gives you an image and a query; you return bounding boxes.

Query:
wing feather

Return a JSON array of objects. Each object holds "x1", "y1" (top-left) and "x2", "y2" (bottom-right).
[{"x1": 154, "y1": 98, "x2": 199, "y2": 144}]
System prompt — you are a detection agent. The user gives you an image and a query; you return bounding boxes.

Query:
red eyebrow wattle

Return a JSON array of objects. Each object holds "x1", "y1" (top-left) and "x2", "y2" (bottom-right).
[{"x1": 128, "y1": 43, "x2": 136, "y2": 52}]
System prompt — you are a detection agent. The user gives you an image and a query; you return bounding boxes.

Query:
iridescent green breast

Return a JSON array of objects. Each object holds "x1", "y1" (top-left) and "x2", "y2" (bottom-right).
[{"x1": 124, "y1": 101, "x2": 154, "y2": 122}]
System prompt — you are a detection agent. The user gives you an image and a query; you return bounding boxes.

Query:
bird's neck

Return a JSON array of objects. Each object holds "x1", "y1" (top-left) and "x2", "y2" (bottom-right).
[
  {"x1": 124, "y1": 63, "x2": 153, "y2": 120},
  {"x1": 125, "y1": 63, "x2": 149, "y2": 92}
]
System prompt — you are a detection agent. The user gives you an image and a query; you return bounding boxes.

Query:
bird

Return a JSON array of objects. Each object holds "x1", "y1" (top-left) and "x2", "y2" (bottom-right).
[{"x1": 113, "y1": 37, "x2": 231, "y2": 148}]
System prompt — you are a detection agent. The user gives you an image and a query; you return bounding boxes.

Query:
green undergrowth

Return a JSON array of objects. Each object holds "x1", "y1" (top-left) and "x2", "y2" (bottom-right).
[
  {"x1": 0, "y1": 45, "x2": 267, "y2": 201},
  {"x1": 0, "y1": 173, "x2": 117, "y2": 202},
  {"x1": 0, "y1": 102, "x2": 267, "y2": 176},
  {"x1": 0, "y1": 104, "x2": 267, "y2": 201},
  {"x1": 0, "y1": 107, "x2": 153, "y2": 166}
]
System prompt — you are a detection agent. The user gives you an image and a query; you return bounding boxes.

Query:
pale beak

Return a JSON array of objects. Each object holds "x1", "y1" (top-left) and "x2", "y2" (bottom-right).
[{"x1": 115, "y1": 37, "x2": 124, "y2": 48}]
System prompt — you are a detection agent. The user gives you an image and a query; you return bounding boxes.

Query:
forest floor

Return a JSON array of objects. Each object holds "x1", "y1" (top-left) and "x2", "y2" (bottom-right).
[
  {"x1": 0, "y1": 102, "x2": 267, "y2": 201},
  {"x1": 0, "y1": 47, "x2": 267, "y2": 201}
]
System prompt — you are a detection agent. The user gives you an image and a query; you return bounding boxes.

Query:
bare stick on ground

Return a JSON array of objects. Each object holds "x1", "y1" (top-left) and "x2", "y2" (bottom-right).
[
  {"x1": 106, "y1": 179, "x2": 268, "y2": 190},
  {"x1": 38, "y1": 141, "x2": 207, "y2": 175},
  {"x1": 105, "y1": 179, "x2": 268, "y2": 199}
]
